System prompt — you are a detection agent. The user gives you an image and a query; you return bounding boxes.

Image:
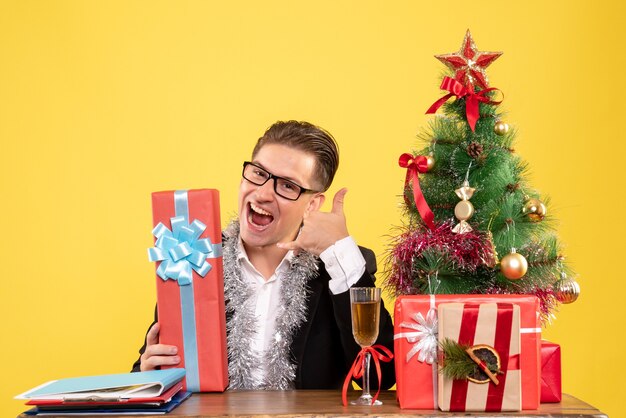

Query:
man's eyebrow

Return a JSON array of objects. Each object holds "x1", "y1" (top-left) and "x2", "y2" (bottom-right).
[{"x1": 251, "y1": 160, "x2": 302, "y2": 185}]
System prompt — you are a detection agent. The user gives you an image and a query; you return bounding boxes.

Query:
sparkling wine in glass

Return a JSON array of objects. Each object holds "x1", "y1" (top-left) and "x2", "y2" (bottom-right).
[{"x1": 349, "y1": 287, "x2": 381, "y2": 405}]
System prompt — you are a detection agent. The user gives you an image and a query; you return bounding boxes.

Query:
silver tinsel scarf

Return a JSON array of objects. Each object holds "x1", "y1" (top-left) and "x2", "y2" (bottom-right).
[{"x1": 223, "y1": 221, "x2": 319, "y2": 390}]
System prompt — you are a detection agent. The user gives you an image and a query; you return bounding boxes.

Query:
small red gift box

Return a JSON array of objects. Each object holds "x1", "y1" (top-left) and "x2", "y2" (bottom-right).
[
  {"x1": 437, "y1": 302, "x2": 522, "y2": 412},
  {"x1": 394, "y1": 295, "x2": 541, "y2": 410},
  {"x1": 540, "y1": 340, "x2": 562, "y2": 402},
  {"x1": 149, "y1": 189, "x2": 228, "y2": 392}
]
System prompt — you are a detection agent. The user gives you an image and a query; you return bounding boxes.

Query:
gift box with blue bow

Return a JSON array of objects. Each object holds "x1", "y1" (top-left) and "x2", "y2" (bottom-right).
[{"x1": 148, "y1": 189, "x2": 227, "y2": 392}]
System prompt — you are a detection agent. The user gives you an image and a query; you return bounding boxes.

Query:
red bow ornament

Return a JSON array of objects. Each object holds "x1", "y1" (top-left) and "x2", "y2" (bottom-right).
[
  {"x1": 426, "y1": 76, "x2": 502, "y2": 132},
  {"x1": 399, "y1": 153, "x2": 435, "y2": 231},
  {"x1": 342, "y1": 345, "x2": 394, "y2": 406}
]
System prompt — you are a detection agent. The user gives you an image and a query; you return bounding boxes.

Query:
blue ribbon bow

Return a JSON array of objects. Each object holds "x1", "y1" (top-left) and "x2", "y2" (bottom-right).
[{"x1": 148, "y1": 216, "x2": 222, "y2": 286}]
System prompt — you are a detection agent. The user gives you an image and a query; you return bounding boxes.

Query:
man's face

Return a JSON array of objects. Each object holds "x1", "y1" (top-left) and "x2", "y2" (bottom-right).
[{"x1": 238, "y1": 143, "x2": 324, "y2": 250}]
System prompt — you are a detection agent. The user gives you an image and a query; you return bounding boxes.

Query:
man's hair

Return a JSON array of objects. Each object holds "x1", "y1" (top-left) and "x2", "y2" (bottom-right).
[{"x1": 252, "y1": 120, "x2": 339, "y2": 191}]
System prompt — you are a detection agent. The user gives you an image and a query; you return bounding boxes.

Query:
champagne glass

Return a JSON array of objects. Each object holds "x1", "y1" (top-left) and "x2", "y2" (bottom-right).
[{"x1": 349, "y1": 287, "x2": 382, "y2": 405}]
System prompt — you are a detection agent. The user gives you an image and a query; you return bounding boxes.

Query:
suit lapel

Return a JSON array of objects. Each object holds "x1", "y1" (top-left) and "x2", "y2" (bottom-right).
[{"x1": 291, "y1": 265, "x2": 324, "y2": 386}]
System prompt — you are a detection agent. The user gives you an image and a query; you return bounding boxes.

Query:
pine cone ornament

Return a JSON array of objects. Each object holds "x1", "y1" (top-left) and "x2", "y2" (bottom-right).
[{"x1": 467, "y1": 142, "x2": 484, "y2": 159}]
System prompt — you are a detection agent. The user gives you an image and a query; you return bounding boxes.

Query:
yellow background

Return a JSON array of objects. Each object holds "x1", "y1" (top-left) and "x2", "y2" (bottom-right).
[{"x1": 1, "y1": 1, "x2": 623, "y2": 416}]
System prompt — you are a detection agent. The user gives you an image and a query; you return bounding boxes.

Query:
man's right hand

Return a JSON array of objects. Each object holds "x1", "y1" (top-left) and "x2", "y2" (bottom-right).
[{"x1": 139, "y1": 322, "x2": 181, "y2": 371}]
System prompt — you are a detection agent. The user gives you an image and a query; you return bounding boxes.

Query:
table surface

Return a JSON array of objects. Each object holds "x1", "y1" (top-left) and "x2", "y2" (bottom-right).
[{"x1": 18, "y1": 391, "x2": 608, "y2": 418}]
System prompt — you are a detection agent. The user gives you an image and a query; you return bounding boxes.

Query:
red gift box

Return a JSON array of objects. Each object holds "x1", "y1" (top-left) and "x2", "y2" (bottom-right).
[
  {"x1": 437, "y1": 302, "x2": 521, "y2": 412},
  {"x1": 394, "y1": 295, "x2": 541, "y2": 410},
  {"x1": 149, "y1": 189, "x2": 228, "y2": 392},
  {"x1": 540, "y1": 340, "x2": 562, "y2": 402}
]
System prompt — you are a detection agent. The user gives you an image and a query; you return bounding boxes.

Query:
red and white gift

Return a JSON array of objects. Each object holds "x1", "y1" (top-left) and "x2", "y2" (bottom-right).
[
  {"x1": 437, "y1": 302, "x2": 521, "y2": 412},
  {"x1": 394, "y1": 294, "x2": 541, "y2": 410}
]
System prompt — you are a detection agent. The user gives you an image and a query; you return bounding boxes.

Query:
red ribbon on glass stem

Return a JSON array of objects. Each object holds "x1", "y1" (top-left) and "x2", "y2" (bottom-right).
[
  {"x1": 426, "y1": 76, "x2": 502, "y2": 132},
  {"x1": 398, "y1": 153, "x2": 435, "y2": 231},
  {"x1": 342, "y1": 344, "x2": 393, "y2": 406}
]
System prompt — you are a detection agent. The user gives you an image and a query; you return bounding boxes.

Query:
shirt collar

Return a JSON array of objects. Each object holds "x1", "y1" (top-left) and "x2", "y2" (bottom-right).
[{"x1": 236, "y1": 236, "x2": 294, "y2": 275}]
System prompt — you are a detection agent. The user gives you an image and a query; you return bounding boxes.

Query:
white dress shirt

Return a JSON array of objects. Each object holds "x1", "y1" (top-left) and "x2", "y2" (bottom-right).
[{"x1": 236, "y1": 236, "x2": 366, "y2": 383}]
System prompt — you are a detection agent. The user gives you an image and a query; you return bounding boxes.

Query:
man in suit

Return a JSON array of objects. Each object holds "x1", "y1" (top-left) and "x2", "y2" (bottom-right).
[{"x1": 133, "y1": 120, "x2": 395, "y2": 390}]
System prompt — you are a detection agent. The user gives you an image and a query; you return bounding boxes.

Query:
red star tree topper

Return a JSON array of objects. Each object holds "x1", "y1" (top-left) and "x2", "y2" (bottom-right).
[{"x1": 435, "y1": 29, "x2": 502, "y2": 89}]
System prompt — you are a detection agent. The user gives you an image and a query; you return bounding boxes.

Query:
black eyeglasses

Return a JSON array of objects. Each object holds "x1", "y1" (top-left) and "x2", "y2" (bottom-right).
[{"x1": 242, "y1": 161, "x2": 320, "y2": 201}]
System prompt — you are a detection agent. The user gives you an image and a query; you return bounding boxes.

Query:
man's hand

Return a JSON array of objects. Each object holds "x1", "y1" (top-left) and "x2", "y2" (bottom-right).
[
  {"x1": 277, "y1": 188, "x2": 350, "y2": 256},
  {"x1": 139, "y1": 322, "x2": 181, "y2": 371}
]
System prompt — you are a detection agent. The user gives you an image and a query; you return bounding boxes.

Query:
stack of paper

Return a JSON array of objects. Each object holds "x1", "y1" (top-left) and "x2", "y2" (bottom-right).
[{"x1": 15, "y1": 369, "x2": 190, "y2": 415}]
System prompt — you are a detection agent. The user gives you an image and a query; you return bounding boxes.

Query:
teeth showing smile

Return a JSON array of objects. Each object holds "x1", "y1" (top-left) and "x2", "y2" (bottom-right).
[
  {"x1": 250, "y1": 203, "x2": 272, "y2": 216},
  {"x1": 248, "y1": 203, "x2": 274, "y2": 228}
]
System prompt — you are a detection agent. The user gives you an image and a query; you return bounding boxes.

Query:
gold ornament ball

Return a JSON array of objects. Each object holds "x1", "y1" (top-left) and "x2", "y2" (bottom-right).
[
  {"x1": 494, "y1": 121, "x2": 509, "y2": 136},
  {"x1": 426, "y1": 154, "x2": 436, "y2": 172},
  {"x1": 523, "y1": 198, "x2": 547, "y2": 222},
  {"x1": 500, "y1": 251, "x2": 528, "y2": 280},
  {"x1": 554, "y1": 278, "x2": 580, "y2": 304},
  {"x1": 454, "y1": 200, "x2": 475, "y2": 221}
]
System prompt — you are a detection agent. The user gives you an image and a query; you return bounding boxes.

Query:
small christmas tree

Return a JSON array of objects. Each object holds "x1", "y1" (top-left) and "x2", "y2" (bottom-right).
[{"x1": 386, "y1": 30, "x2": 580, "y2": 321}]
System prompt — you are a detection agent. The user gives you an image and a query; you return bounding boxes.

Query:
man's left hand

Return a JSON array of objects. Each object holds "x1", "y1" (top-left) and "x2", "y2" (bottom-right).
[{"x1": 277, "y1": 188, "x2": 350, "y2": 256}]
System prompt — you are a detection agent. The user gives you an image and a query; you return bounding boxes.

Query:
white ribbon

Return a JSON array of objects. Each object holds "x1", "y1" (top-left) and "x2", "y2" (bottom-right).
[
  {"x1": 521, "y1": 327, "x2": 541, "y2": 334},
  {"x1": 395, "y1": 307, "x2": 439, "y2": 364}
]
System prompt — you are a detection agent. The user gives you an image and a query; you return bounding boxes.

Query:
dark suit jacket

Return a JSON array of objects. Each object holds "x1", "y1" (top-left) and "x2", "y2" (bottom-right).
[{"x1": 132, "y1": 246, "x2": 396, "y2": 390}]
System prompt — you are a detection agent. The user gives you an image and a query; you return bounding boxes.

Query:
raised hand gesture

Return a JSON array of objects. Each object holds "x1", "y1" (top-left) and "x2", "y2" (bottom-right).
[{"x1": 277, "y1": 188, "x2": 350, "y2": 256}]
